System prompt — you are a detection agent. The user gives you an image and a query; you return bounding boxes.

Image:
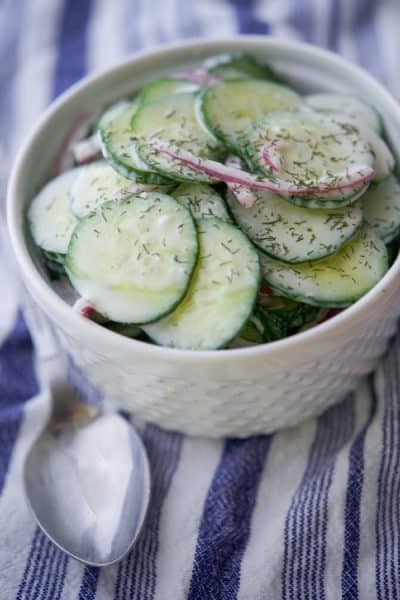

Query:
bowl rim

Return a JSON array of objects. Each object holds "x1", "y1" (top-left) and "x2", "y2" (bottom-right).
[{"x1": 7, "y1": 34, "x2": 400, "y2": 363}]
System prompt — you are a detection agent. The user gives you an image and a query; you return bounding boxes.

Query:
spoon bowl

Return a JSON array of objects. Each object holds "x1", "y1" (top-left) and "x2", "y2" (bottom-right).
[
  {"x1": 24, "y1": 403, "x2": 150, "y2": 566},
  {"x1": 21, "y1": 304, "x2": 150, "y2": 567}
]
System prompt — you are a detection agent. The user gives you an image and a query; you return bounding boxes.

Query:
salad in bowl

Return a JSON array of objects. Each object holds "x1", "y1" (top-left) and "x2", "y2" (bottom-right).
[{"x1": 27, "y1": 51, "x2": 398, "y2": 351}]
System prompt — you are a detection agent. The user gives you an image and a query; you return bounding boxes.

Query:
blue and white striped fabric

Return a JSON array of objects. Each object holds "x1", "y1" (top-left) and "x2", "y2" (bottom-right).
[{"x1": 1, "y1": 1, "x2": 400, "y2": 598}]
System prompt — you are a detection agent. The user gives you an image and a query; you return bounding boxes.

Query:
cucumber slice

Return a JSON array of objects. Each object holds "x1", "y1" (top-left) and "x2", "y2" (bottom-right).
[
  {"x1": 315, "y1": 112, "x2": 394, "y2": 184},
  {"x1": 226, "y1": 189, "x2": 363, "y2": 263},
  {"x1": 132, "y1": 93, "x2": 224, "y2": 183},
  {"x1": 280, "y1": 183, "x2": 368, "y2": 210},
  {"x1": 363, "y1": 175, "x2": 400, "y2": 243},
  {"x1": 138, "y1": 77, "x2": 199, "y2": 104},
  {"x1": 42, "y1": 250, "x2": 66, "y2": 278},
  {"x1": 245, "y1": 111, "x2": 374, "y2": 206},
  {"x1": 229, "y1": 302, "x2": 318, "y2": 347},
  {"x1": 358, "y1": 122, "x2": 394, "y2": 183},
  {"x1": 200, "y1": 79, "x2": 301, "y2": 151},
  {"x1": 305, "y1": 93, "x2": 382, "y2": 134},
  {"x1": 70, "y1": 161, "x2": 132, "y2": 219},
  {"x1": 144, "y1": 218, "x2": 260, "y2": 350},
  {"x1": 239, "y1": 316, "x2": 265, "y2": 344},
  {"x1": 256, "y1": 295, "x2": 320, "y2": 331},
  {"x1": 98, "y1": 101, "x2": 170, "y2": 183},
  {"x1": 260, "y1": 227, "x2": 388, "y2": 307},
  {"x1": 28, "y1": 169, "x2": 79, "y2": 255},
  {"x1": 386, "y1": 238, "x2": 399, "y2": 267},
  {"x1": 241, "y1": 299, "x2": 319, "y2": 344},
  {"x1": 204, "y1": 51, "x2": 281, "y2": 82},
  {"x1": 371, "y1": 134, "x2": 395, "y2": 183},
  {"x1": 65, "y1": 193, "x2": 198, "y2": 324},
  {"x1": 172, "y1": 183, "x2": 231, "y2": 222},
  {"x1": 104, "y1": 321, "x2": 142, "y2": 338}
]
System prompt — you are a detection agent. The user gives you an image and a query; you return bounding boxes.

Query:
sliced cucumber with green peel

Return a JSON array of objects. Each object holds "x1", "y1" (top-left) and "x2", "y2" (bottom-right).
[
  {"x1": 70, "y1": 161, "x2": 132, "y2": 218},
  {"x1": 314, "y1": 112, "x2": 394, "y2": 184},
  {"x1": 65, "y1": 193, "x2": 198, "y2": 324},
  {"x1": 386, "y1": 238, "x2": 399, "y2": 267},
  {"x1": 28, "y1": 169, "x2": 79, "y2": 256},
  {"x1": 238, "y1": 316, "x2": 265, "y2": 344},
  {"x1": 305, "y1": 93, "x2": 382, "y2": 134},
  {"x1": 240, "y1": 308, "x2": 287, "y2": 344},
  {"x1": 172, "y1": 183, "x2": 231, "y2": 222},
  {"x1": 260, "y1": 227, "x2": 388, "y2": 307},
  {"x1": 42, "y1": 250, "x2": 66, "y2": 277},
  {"x1": 370, "y1": 134, "x2": 395, "y2": 183},
  {"x1": 354, "y1": 120, "x2": 394, "y2": 183},
  {"x1": 259, "y1": 298, "x2": 319, "y2": 331},
  {"x1": 27, "y1": 51, "x2": 394, "y2": 351},
  {"x1": 245, "y1": 111, "x2": 374, "y2": 206},
  {"x1": 137, "y1": 77, "x2": 199, "y2": 104},
  {"x1": 204, "y1": 51, "x2": 281, "y2": 82},
  {"x1": 363, "y1": 175, "x2": 400, "y2": 243},
  {"x1": 240, "y1": 300, "x2": 319, "y2": 344},
  {"x1": 200, "y1": 79, "x2": 301, "y2": 151},
  {"x1": 144, "y1": 218, "x2": 260, "y2": 350},
  {"x1": 104, "y1": 321, "x2": 142, "y2": 338},
  {"x1": 98, "y1": 101, "x2": 170, "y2": 183},
  {"x1": 281, "y1": 183, "x2": 368, "y2": 210},
  {"x1": 226, "y1": 189, "x2": 363, "y2": 263},
  {"x1": 133, "y1": 93, "x2": 224, "y2": 182}
]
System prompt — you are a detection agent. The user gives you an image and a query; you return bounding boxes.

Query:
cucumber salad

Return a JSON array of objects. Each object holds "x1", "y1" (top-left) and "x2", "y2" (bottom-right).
[{"x1": 28, "y1": 52, "x2": 398, "y2": 350}]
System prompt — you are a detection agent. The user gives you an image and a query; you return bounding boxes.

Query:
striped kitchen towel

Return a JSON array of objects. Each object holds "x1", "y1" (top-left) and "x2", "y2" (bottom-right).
[{"x1": 1, "y1": 1, "x2": 400, "y2": 598}]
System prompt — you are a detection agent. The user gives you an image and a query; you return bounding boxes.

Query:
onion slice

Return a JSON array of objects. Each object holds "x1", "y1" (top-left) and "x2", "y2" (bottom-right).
[
  {"x1": 259, "y1": 140, "x2": 285, "y2": 173},
  {"x1": 225, "y1": 155, "x2": 257, "y2": 207},
  {"x1": 72, "y1": 132, "x2": 102, "y2": 164},
  {"x1": 149, "y1": 139, "x2": 374, "y2": 197},
  {"x1": 73, "y1": 298, "x2": 107, "y2": 323},
  {"x1": 50, "y1": 113, "x2": 97, "y2": 175},
  {"x1": 171, "y1": 69, "x2": 220, "y2": 86}
]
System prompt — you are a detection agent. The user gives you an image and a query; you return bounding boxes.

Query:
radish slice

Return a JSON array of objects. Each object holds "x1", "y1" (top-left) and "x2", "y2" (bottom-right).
[
  {"x1": 150, "y1": 140, "x2": 374, "y2": 197},
  {"x1": 72, "y1": 132, "x2": 102, "y2": 164},
  {"x1": 259, "y1": 140, "x2": 285, "y2": 173}
]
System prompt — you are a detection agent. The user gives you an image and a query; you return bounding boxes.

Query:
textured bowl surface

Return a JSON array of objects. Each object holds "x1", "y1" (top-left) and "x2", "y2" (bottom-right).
[{"x1": 7, "y1": 37, "x2": 400, "y2": 437}]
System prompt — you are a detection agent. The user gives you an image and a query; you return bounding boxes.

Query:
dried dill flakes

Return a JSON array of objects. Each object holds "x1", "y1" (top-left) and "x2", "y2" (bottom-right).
[
  {"x1": 227, "y1": 187, "x2": 362, "y2": 264},
  {"x1": 244, "y1": 110, "x2": 374, "y2": 207},
  {"x1": 65, "y1": 193, "x2": 198, "y2": 324},
  {"x1": 143, "y1": 217, "x2": 259, "y2": 350},
  {"x1": 260, "y1": 227, "x2": 387, "y2": 308},
  {"x1": 28, "y1": 56, "x2": 394, "y2": 350}
]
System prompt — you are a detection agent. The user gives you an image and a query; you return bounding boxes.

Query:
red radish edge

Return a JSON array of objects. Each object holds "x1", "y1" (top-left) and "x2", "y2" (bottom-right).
[{"x1": 150, "y1": 140, "x2": 374, "y2": 197}]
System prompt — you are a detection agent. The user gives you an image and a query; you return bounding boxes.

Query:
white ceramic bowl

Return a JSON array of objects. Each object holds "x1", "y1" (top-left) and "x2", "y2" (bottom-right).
[{"x1": 7, "y1": 37, "x2": 400, "y2": 438}]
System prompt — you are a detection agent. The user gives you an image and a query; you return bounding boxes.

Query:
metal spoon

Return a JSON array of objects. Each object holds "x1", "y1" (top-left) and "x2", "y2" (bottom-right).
[{"x1": 22, "y1": 303, "x2": 150, "y2": 566}]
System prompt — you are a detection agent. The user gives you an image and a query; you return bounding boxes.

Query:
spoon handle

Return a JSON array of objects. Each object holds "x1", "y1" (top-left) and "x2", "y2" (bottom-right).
[{"x1": 22, "y1": 298, "x2": 100, "y2": 427}]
